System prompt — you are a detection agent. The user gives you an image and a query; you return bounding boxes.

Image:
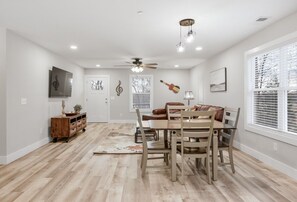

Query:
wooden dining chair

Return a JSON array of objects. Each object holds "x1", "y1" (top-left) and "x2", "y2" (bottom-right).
[
  {"x1": 167, "y1": 105, "x2": 191, "y2": 139},
  {"x1": 167, "y1": 105, "x2": 191, "y2": 120},
  {"x1": 177, "y1": 110, "x2": 215, "y2": 184},
  {"x1": 218, "y1": 107, "x2": 240, "y2": 173},
  {"x1": 136, "y1": 109, "x2": 171, "y2": 177}
]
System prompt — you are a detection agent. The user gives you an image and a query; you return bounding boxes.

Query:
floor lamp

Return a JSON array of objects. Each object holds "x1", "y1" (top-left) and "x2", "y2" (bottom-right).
[{"x1": 184, "y1": 91, "x2": 194, "y2": 106}]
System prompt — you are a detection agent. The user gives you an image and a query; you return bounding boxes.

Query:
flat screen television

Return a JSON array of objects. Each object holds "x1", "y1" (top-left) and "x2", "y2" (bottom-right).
[{"x1": 49, "y1": 66, "x2": 73, "y2": 97}]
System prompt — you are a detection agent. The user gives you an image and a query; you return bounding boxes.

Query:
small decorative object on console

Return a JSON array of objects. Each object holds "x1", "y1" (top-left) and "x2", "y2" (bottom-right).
[
  {"x1": 62, "y1": 100, "x2": 66, "y2": 117},
  {"x1": 73, "y1": 104, "x2": 82, "y2": 113}
]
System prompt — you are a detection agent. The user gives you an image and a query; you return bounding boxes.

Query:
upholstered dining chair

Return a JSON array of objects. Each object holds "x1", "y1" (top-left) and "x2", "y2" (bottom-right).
[
  {"x1": 177, "y1": 110, "x2": 215, "y2": 184},
  {"x1": 136, "y1": 109, "x2": 171, "y2": 177},
  {"x1": 218, "y1": 107, "x2": 240, "y2": 173}
]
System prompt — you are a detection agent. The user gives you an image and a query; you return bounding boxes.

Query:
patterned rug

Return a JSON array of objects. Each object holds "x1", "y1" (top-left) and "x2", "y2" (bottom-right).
[{"x1": 93, "y1": 132, "x2": 143, "y2": 154}]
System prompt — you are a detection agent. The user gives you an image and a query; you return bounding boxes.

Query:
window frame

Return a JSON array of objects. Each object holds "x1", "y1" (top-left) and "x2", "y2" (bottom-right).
[
  {"x1": 129, "y1": 74, "x2": 154, "y2": 113},
  {"x1": 244, "y1": 31, "x2": 297, "y2": 147}
]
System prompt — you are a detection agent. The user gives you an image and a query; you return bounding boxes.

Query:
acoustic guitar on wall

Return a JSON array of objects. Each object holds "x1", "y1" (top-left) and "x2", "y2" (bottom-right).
[{"x1": 160, "y1": 80, "x2": 180, "y2": 94}]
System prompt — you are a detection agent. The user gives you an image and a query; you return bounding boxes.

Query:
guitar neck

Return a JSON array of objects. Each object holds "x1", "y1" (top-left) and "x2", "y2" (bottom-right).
[{"x1": 160, "y1": 80, "x2": 170, "y2": 86}]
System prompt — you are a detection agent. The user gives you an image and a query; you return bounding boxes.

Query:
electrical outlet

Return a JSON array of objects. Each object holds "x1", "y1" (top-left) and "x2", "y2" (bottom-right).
[
  {"x1": 273, "y1": 142, "x2": 278, "y2": 151},
  {"x1": 120, "y1": 113, "x2": 123, "y2": 117}
]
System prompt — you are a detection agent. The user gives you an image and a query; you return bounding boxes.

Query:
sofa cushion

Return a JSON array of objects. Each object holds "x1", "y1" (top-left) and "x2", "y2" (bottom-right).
[
  {"x1": 152, "y1": 108, "x2": 166, "y2": 115},
  {"x1": 165, "y1": 102, "x2": 184, "y2": 110},
  {"x1": 199, "y1": 105, "x2": 212, "y2": 111},
  {"x1": 142, "y1": 114, "x2": 167, "y2": 120},
  {"x1": 208, "y1": 106, "x2": 224, "y2": 122},
  {"x1": 215, "y1": 107, "x2": 224, "y2": 122}
]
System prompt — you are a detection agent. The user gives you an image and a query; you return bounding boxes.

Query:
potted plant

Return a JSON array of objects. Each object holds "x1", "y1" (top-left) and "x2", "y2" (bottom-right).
[{"x1": 73, "y1": 104, "x2": 82, "y2": 114}]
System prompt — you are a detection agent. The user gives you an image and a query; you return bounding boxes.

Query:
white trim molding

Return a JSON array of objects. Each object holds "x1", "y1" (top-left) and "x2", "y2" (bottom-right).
[
  {"x1": 0, "y1": 156, "x2": 6, "y2": 164},
  {"x1": 234, "y1": 141, "x2": 297, "y2": 181},
  {"x1": 2, "y1": 137, "x2": 50, "y2": 164}
]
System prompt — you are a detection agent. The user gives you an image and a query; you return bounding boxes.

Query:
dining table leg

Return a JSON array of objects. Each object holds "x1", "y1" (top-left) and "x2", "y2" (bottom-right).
[
  {"x1": 212, "y1": 130, "x2": 218, "y2": 181},
  {"x1": 171, "y1": 132, "x2": 177, "y2": 182}
]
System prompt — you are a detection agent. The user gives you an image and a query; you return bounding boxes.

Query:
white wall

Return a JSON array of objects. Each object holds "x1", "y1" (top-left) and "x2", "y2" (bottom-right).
[
  {"x1": 85, "y1": 68, "x2": 191, "y2": 121},
  {"x1": 0, "y1": 27, "x2": 7, "y2": 159},
  {"x1": 3, "y1": 30, "x2": 84, "y2": 163},
  {"x1": 191, "y1": 12, "x2": 297, "y2": 178}
]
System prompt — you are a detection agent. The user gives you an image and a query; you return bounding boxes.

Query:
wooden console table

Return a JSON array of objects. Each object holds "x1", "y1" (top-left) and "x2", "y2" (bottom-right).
[{"x1": 51, "y1": 112, "x2": 87, "y2": 142}]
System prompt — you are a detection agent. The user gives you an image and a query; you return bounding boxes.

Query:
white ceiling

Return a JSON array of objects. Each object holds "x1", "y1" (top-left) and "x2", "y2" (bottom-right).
[{"x1": 1, "y1": 0, "x2": 297, "y2": 69}]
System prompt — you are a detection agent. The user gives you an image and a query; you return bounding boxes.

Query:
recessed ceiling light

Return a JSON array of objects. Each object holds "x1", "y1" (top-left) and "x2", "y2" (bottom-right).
[
  {"x1": 174, "y1": 65, "x2": 179, "y2": 68},
  {"x1": 70, "y1": 45, "x2": 78, "y2": 50},
  {"x1": 195, "y1": 46, "x2": 203, "y2": 51},
  {"x1": 137, "y1": 11, "x2": 143, "y2": 15},
  {"x1": 96, "y1": 64, "x2": 101, "y2": 67}
]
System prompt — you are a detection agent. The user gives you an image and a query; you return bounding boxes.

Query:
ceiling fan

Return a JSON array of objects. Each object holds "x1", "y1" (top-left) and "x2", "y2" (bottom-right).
[{"x1": 114, "y1": 58, "x2": 158, "y2": 70}]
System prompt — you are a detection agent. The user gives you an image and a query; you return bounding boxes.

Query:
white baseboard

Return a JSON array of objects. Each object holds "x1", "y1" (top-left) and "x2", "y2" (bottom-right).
[
  {"x1": 0, "y1": 156, "x2": 6, "y2": 164},
  {"x1": 3, "y1": 137, "x2": 50, "y2": 164},
  {"x1": 234, "y1": 141, "x2": 297, "y2": 181},
  {"x1": 109, "y1": 120, "x2": 136, "y2": 124}
]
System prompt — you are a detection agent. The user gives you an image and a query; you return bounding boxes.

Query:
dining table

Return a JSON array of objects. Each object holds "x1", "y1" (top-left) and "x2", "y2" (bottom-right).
[{"x1": 142, "y1": 119, "x2": 236, "y2": 182}]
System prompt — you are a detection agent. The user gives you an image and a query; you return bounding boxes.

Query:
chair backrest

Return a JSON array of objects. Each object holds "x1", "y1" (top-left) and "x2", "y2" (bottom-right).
[
  {"x1": 136, "y1": 108, "x2": 148, "y2": 151},
  {"x1": 180, "y1": 111, "x2": 215, "y2": 154},
  {"x1": 167, "y1": 105, "x2": 191, "y2": 120},
  {"x1": 221, "y1": 107, "x2": 240, "y2": 147}
]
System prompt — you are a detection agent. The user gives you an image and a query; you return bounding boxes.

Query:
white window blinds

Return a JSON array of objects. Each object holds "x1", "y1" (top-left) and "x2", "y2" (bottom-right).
[
  {"x1": 249, "y1": 41, "x2": 297, "y2": 135},
  {"x1": 130, "y1": 75, "x2": 153, "y2": 111}
]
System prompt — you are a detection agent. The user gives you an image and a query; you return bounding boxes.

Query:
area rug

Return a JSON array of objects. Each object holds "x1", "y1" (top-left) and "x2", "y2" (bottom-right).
[{"x1": 93, "y1": 132, "x2": 143, "y2": 154}]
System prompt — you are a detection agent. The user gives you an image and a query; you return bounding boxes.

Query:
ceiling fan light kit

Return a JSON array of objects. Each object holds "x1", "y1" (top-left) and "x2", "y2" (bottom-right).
[
  {"x1": 177, "y1": 18, "x2": 196, "y2": 52},
  {"x1": 131, "y1": 66, "x2": 143, "y2": 73},
  {"x1": 114, "y1": 58, "x2": 157, "y2": 73}
]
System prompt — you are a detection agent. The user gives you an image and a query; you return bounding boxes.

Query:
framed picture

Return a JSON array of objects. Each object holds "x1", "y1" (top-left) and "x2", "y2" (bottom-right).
[{"x1": 210, "y1": 67, "x2": 227, "y2": 92}]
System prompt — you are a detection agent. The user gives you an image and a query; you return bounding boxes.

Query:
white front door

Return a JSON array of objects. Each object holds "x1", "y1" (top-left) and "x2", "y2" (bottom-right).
[{"x1": 85, "y1": 75, "x2": 109, "y2": 122}]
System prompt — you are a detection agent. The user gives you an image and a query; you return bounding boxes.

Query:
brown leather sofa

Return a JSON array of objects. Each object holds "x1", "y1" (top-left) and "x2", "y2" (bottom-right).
[
  {"x1": 142, "y1": 102, "x2": 185, "y2": 120},
  {"x1": 142, "y1": 103, "x2": 224, "y2": 122}
]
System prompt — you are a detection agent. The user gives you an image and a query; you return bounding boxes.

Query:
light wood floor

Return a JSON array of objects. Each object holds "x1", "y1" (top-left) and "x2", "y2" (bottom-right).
[{"x1": 1, "y1": 123, "x2": 297, "y2": 202}]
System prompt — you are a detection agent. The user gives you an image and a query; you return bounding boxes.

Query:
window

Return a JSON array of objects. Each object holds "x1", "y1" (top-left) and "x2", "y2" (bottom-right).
[
  {"x1": 130, "y1": 75, "x2": 153, "y2": 112},
  {"x1": 247, "y1": 39, "x2": 297, "y2": 140}
]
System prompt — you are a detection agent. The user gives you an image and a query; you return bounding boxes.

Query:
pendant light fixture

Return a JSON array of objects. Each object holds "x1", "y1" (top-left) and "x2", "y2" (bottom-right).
[
  {"x1": 177, "y1": 18, "x2": 195, "y2": 52},
  {"x1": 176, "y1": 26, "x2": 185, "y2": 52}
]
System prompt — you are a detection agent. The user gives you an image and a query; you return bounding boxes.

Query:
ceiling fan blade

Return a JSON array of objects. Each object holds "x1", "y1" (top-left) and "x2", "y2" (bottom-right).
[
  {"x1": 114, "y1": 64, "x2": 133, "y2": 67},
  {"x1": 144, "y1": 66, "x2": 157, "y2": 69},
  {"x1": 144, "y1": 63, "x2": 158, "y2": 66}
]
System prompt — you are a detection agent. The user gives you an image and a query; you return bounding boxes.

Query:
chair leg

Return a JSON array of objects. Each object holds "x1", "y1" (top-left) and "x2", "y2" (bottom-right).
[
  {"x1": 196, "y1": 158, "x2": 201, "y2": 169},
  {"x1": 165, "y1": 153, "x2": 169, "y2": 165},
  {"x1": 228, "y1": 148, "x2": 235, "y2": 173},
  {"x1": 181, "y1": 156, "x2": 185, "y2": 185},
  {"x1": 141, "y1": 153, "x2": 148, "y2": 177},
  {"x1": 219, "y1": 150, "x2": 224, "y2": 163},
  {"x1": 206, "y1": 155, "x2": 211, "y2": 184},
  {"x1": 140, "y1": 153, "x2": 144, "y2": 168}
]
